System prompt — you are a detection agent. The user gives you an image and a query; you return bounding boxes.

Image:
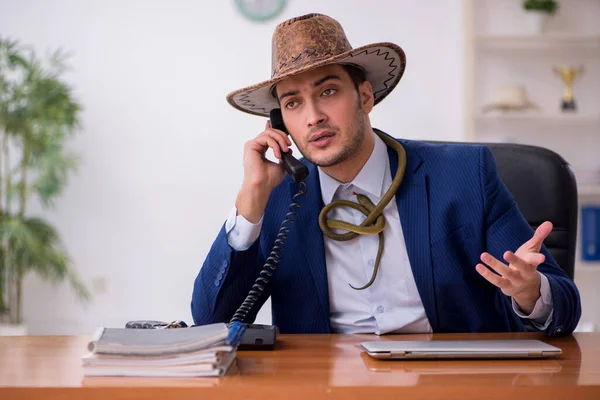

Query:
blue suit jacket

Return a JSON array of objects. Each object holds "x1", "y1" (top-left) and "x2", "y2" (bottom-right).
[{"x1": 192, "y1": 134, "x2": 581, "y2": 335}]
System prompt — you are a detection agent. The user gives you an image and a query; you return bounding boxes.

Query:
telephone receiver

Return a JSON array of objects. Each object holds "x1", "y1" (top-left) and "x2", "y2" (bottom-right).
[{"x1": 269, "y1": 109, "x2": 309, "y2": 183}]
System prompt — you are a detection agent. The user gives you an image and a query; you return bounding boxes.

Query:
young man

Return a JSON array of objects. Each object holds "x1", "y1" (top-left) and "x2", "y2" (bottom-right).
[{"x1": 191, "y1": 13, "x2": 581, "y2": 335}]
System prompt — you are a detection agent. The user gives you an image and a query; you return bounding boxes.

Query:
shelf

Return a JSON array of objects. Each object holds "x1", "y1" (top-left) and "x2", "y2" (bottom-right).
[
  {"x1": 579, "y1": 184, "x2": 600, "y2": 197},
  {"x1": 576, "y1": 260, "x2": 600, "y2": 270},
  {"x1": 476, "y1": 34, "x2": 600, "y2": 49},
  {"x1": 475, "y1": 113, "x2": 600, "y2": 123}
]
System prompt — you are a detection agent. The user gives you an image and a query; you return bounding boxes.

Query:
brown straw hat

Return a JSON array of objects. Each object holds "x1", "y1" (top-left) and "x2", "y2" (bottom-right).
[{"x1": 226, "y1": 13, "x2": 407, "y2": 117}]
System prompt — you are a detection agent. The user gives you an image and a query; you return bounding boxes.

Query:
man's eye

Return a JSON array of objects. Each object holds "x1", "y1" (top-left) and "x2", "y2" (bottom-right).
[
  {"x1": 322, "y1": 88, "x2": 337, "y2": 96},
  {"x1": 285, "y1": 101, "x2": 298, "y2": 109}
]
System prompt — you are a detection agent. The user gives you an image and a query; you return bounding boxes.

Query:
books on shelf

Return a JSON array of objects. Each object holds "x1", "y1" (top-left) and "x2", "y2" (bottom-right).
[
  {"x1": 81, "y1": 321, "x2": 245, "y2": 377},
  {"x1": 582, "y1": 206, "x2": 600, "y2": 262}
]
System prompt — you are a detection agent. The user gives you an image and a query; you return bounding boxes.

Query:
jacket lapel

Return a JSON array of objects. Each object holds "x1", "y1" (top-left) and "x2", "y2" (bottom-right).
[
  {"x1": 289, "y1": 164, "x2": 331, "y2": 330},
  {"x1": 386, "y1": 136, "x2": 439, "y2": 332}
]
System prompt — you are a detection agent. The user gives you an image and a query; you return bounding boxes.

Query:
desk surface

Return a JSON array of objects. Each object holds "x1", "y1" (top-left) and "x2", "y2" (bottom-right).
[{"x1": 1, "y1": 332, "x2": 599, "y2": 399}]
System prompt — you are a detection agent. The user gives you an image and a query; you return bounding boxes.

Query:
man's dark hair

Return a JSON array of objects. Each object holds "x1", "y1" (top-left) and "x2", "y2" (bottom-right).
[{"x1": 341, "y1": 64, "x2": 367, "y2": 91}]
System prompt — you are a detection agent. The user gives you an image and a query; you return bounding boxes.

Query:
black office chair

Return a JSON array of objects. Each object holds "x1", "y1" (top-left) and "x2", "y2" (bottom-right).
[{"x1": 429, "y1": 141, "x2": 578, "y2": 280}]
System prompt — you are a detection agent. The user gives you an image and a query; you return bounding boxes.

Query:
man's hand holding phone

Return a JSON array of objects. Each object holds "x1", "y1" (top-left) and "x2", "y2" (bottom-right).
[{"x1": 235, "y1": 120, "x2": 293, "y2": 223}]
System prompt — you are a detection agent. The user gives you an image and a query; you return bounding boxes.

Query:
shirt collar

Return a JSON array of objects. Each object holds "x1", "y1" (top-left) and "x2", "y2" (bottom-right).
[{"x1": 318, "y1": 132, "x2": 388, "y2": 205}]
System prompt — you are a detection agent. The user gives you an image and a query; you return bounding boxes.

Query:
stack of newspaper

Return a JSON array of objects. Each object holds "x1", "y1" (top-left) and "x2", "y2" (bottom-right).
[{"x1": 81, "y1": 321, "x2": 245, "y2": 377}]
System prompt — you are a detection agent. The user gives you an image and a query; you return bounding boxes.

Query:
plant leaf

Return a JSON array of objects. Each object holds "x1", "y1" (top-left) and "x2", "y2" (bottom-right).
[{"x1": 0, "y1": 216, "x2": 91, "y2": 302}]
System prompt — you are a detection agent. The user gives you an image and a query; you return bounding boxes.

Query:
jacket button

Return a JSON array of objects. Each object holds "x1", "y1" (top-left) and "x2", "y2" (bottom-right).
[{"x1": 214, "y1": 279, "x2": 220, "y2": 287}]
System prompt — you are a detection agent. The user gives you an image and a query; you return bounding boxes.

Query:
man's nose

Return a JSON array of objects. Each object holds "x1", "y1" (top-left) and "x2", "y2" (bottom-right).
[{"x1": 306, "y1": 101, "x2": 327, "y2": 128}]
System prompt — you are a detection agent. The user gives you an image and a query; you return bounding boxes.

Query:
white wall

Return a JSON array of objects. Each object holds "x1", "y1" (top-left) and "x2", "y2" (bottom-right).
[{"x1": 0, "y1": 0, "x2": 466, "y2": 334}]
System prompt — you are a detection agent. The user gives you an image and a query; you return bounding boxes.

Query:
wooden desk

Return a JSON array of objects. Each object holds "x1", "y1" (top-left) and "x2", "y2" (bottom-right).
[{"x1": 1, "y1": 332, "x2": 599, "y2": 399}]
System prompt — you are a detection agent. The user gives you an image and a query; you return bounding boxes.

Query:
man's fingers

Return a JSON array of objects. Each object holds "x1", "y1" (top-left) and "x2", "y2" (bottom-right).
[
  {"x1": 525, "y1": 221, "x2": 553, "y2": 251},
  {"x1": 520, "y1": 252, "x2": 545, "y2": 267},
  {"x1": 476, "y1": 264, "x2": 510, "y2": 289},
  {"x1": 252, "y1": 131, "x2": 289, "y2": 157},
  {"x1": 265, "y1": 137, "x2": 281, "y2": 159},
  {"x1": 480, "y1": 252, "x2": 512, "y2": 278},
  {"x1": 266, "y1": 128, "x2": 292, "y2": 149},
  {"x1": 503, "y1": 251, "x2": 536, "y2": 273},
  {"x1": 266, "y1": 130, "x2": 289, "y2": 153},
  {"x1": 264, "y1": 121, "x2": 292, "y2": 146}
]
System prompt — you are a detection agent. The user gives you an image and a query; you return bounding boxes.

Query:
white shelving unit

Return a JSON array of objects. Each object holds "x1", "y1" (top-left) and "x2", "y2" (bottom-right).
[
  {"x1": 475, "y1": 113, "x2": 600, "y2": 123},
  {"x1": 580, "y1": 184, "x2": 600, "y2": 197},
  {"x1": 464, "y1": 0, "x2": 600, "y2": 262},
  {"x1": 464, "y1": 0, "x2": 600, "y2": 197},
  {"x1": 475, "y1": 34, "x2": 600, "y2": 49}
]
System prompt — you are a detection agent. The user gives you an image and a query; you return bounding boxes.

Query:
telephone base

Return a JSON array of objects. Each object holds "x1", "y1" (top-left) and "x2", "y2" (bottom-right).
[{"x1": 238, "y1": 324, "x2": 278, "y2": 350}]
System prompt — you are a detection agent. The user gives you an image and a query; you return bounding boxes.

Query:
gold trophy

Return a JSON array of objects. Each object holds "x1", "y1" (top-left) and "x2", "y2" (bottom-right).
[{"x1": 553, "y1": 66, "x2": 584, "y2": 112}]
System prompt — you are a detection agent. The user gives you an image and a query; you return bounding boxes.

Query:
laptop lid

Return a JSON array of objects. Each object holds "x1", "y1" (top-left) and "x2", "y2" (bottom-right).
[
  {"x1": 360, "y1": 340, "x2": 562, "y2": 360},
  {"x1": 359, "y1": 352, "x2": 563, "y2": 374}
]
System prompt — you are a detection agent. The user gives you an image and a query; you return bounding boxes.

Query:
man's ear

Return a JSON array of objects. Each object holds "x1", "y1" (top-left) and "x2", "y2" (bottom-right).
[{"x1": 358, "y1": 80, "x2": 374, "y2": 114}]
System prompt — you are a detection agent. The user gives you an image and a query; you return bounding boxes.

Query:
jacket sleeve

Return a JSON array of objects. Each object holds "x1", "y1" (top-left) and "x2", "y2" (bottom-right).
[
  {"x1": 191, "y1": 222, "x2": 269, "y2": 326},
  {"x1": 479, "y1": 145, "x2": 582, "y2": 336}
]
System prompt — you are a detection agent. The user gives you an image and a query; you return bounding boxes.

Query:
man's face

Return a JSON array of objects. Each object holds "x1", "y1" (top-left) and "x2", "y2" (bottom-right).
[{"x1": 274, "y1": 64, "x2": 372, "y2": 167}]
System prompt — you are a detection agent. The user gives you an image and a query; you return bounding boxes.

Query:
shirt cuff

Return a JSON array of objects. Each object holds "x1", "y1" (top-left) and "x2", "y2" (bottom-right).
[
  {"x1": 225, "y1": 206, "x2": 263, "y2": 251},
  {"x1": 512, "y1": 272, "x2": 553, "y2": 330}
]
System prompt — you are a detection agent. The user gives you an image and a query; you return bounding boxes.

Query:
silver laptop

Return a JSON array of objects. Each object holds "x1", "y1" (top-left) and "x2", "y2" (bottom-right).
[{"x1": 361, "y1": 340, "x2": 562, "y2": 360}]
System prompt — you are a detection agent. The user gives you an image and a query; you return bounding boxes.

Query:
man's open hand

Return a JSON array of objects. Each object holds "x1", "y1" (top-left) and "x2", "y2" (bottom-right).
[{"x1": 476, "y1": 221, "x2": 553, "y2": 314}]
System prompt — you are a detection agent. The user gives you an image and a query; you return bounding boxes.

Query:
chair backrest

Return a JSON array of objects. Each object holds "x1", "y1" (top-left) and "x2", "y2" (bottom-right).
[{"x1": 428, "y1": 141, "x2": 578, "y2": 280}]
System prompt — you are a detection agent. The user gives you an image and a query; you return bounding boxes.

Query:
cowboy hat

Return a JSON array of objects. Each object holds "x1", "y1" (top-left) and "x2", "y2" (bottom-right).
[{"x1": 226, "y1": 13, "x2": 407, "y2": 117}]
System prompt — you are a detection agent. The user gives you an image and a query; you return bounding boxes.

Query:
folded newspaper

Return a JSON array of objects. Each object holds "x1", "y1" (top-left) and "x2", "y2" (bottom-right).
[{"x1": 82, "y1": 322, "x2": 245, "y2": 377}]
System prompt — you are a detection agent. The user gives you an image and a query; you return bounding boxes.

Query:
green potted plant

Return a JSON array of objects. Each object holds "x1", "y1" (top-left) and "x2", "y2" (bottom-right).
[
  {"x1": 522, "y1": 0, "x2": 559, "y2": 34},
  {"x1": 0, "y1": 37, "x2": 91, "y2": 335}
]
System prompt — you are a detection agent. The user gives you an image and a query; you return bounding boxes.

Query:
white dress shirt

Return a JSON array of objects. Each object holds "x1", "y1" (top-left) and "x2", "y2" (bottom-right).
[{"x1": 225, "y1": 134, "x2": 554, "y2": 333}]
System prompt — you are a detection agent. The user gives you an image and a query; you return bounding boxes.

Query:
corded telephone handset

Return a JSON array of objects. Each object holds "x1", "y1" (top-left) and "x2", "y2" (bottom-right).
[
  {"x1": 227, "y1": 108, "x2": 309, "y2": 349},
  {"x1": 269, "y1": 108, "x2": 310, "y2": 183}
]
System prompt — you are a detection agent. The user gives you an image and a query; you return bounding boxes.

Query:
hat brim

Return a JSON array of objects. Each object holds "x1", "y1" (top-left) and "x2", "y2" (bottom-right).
[{"x1": 226, "y1": 42, "x2": 406, "y2": 117}]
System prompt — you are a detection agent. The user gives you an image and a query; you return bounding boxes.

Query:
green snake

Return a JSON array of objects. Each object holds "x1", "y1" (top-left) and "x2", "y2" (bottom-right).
[{"x1": 318, "y1": 130, "x2": 407, "y2": 290}]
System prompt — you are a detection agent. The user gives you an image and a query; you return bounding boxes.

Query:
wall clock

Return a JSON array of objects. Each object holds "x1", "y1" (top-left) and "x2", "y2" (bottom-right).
[{"x1": 234, "y1": 0, "x2": 287, "y2": 22}]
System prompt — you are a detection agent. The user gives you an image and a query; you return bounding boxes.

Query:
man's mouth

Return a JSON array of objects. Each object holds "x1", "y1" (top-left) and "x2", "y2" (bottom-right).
[
  {"x1": 309, "y1": 130, "x2": 335, "y2": 148},
  {"x1": 309, "y1": 131, "x2": 336, "y2": 143}
]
